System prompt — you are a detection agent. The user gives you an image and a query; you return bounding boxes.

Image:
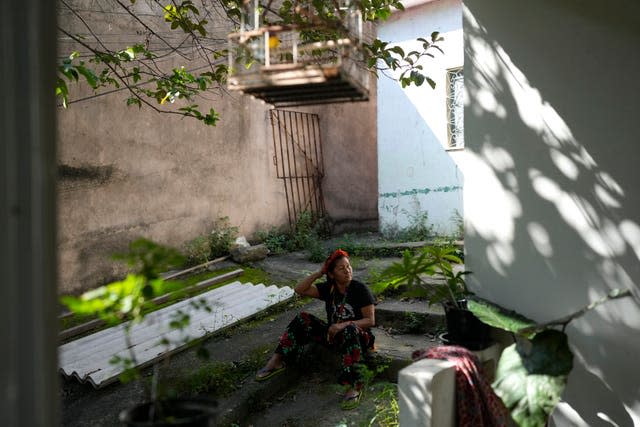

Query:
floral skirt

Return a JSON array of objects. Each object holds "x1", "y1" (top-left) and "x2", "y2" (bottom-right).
[{"x1": 275, "y1": 311, "x2": 374, "y2": 389}]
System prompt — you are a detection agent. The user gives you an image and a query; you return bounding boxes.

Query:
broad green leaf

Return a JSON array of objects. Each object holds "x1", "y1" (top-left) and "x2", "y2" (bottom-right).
[
  {"x1": 468, "y1": 297, "x2": 537, "y2": 338},
  {"x1": 518, "y1": 329, "x2": 573, "y2": 377},
  {"x1": 389, "y1": 45, "x2": 405, "y2": 57},
  {"x1": 493, "y1": 333, "x2": 572, "y2": 427}
]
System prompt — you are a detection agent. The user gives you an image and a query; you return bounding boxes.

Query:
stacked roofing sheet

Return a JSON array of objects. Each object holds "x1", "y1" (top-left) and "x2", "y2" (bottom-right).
[{"x1": 59, "y1": 281, "x2": 294, "y2": 388}]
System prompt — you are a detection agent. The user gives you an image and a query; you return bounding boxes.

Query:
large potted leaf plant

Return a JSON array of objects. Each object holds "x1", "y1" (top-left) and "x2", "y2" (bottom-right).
[
  {"x1": 379, "y1": 245, "x2": 490, "y2": 349},
  {"x1": 62, "y1": 238, "x2": 217, "y2": 426}
]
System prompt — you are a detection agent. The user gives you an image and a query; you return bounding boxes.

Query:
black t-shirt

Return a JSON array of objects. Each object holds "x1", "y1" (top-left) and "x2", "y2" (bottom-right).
[{"x1": 316, "y1": 280, "x2": 375, "y2": 326}]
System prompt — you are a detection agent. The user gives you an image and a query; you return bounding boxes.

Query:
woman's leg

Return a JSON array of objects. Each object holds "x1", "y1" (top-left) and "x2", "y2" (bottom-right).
[
  {"x1": 259, "y1": 311, "x2": 328, "y2": 377},
  {"x1": 274, "y1": 311, "x2": 328, "y2": 364},
  {"x1": 333, "y1": 324, "x2": 374, "y2": 391}
]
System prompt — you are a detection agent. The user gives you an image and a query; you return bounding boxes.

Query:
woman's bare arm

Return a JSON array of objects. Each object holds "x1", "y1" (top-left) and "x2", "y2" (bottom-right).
[{"x1": 294, "y1": 270, "x2": 323, "y2": 298}]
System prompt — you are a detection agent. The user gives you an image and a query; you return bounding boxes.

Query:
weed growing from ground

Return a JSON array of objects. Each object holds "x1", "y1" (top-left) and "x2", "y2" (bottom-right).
[
  {"x1": 367, "y1": 383, "x2": 399, "y2": 427},
  {"x1": 209, "y1": 216, "x2": 238, "y2": 258},
  {"x1": 450, "y1": 209, "x2": 464, "y2": 240},
  {"x1": 182, "y1": 235, "x2": 210, "y2": 267},
  {"x1": 255, "y1": 211, "x2": 330, "y2": 261},
  {"x1": 255, "y1": 225, "x2": 290, "y2": 254},
  {"x1": 181, "y1": 216, "x2": 239, "y2": 266},
  {"x1": 166, "y1": 345, "x2": 270, "y2": 398}
]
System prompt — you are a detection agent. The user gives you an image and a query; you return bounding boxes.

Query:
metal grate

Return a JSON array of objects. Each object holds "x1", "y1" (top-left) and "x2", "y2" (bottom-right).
[
  {"x1": 446, "y1": 67, "x2": 464, "y2": 148},
  {"x1": 270, "y1": 109, "x2": 326, "y2": 228}
]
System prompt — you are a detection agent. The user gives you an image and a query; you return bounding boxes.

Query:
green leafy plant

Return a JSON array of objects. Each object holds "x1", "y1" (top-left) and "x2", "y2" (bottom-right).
[
  {"x1": 400, "y1": 206, "x2": 433, "y2": 242},
  {"x1": 468, "y1": 289, "x2": 632, "y2": 427},
  {"x1": 255, "y1": 226, "x2": 290, "y2": 254},
  {"x1": 368, "y1": 383, "x2": 399, "y2": 427},
  {"x1": 183, "y1": 235, "x2": 211, "y2": 267},
  {"x1": 450, "y1": 209, "x2": 464, "y2": 241},
  {"x1": 209, "y1": 216, "x2": 239, "y2": 258},
  {"x1": 381, "y1": 201, "x2": 434, "y2": 242},
  {"x1": 376, "y1": 245, "x2": 470, "y2": 308}
]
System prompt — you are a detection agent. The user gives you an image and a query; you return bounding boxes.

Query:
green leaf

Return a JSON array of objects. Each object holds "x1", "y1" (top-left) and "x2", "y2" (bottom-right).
[
  {"x1": 131, "y1": 67, "x2": 141, "y2": 83},
  {"x1": 468, "y1": 298, "x2": 538, "y2": 338},
  {"x1": 518, "y1": 329, "x2": 573, "y2": 377},
  {"x1": 389, "y1": 45, "x2": 405, "y2": 57},
  {"x1": 204, "y1": 108, "x2": 220, "y2": 126},
  {"x1": 76, "y1": 65, "x2": 98, "y2": 88},
  {"x1": 126, "y1": 97, "x2": 142, "y2": 107},
  {"x1": 55, "y1": 78, "x2": 69, "y2": 108},
  {"x1": 493, "y1": 331, "x2": 573, "y2": 427}
]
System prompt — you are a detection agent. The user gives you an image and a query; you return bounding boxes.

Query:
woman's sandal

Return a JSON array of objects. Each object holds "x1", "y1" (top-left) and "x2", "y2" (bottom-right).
[
  {"x1": 340, "y1": 390, "x2": 362, "y2": 410},
  {"x1": 255, "y1": 364, "x2": 286, "y2": 382}
]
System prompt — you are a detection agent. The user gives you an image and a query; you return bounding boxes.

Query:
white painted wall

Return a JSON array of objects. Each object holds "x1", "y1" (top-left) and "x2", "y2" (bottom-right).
[
  {"x1": 377, "y1": 0, "x2": 464, "y2": 236},
  {"x1": 463, "y1": 1, "x2": 640, "y2": 425}
]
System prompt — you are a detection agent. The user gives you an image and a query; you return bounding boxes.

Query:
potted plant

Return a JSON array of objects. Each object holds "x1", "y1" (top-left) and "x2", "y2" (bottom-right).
[
  {"x1": 61, "y1": 238, "x2": 218, "y2": 426},
  {"x1": 378, "y1": 245, "x2": 490, "y2": 349}
]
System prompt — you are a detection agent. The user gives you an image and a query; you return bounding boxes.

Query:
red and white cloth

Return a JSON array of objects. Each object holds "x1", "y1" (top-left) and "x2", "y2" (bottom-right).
[{"x1": 412, "y1": 345, "x2": 511, "y2": 427}]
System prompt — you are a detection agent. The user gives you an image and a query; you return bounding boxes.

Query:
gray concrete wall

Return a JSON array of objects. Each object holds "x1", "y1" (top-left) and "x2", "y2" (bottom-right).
[
  {"x1": 56, "y1": 1, "x2": 378, "y2": 293},
  {"x1": 463, "y1": 1, "x2": 640, "y2": 425},
  {"x1": 302, "y1": 91, "x2": 378, "y2": 233}
]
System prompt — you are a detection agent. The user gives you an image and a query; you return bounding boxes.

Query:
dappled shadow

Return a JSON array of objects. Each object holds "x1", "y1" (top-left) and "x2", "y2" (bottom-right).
[{"x1": 463, "y1": 1, "x2": 640, "y2": 425}]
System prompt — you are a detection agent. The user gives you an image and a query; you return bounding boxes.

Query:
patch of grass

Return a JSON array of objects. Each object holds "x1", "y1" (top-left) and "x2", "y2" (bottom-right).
[
  {"x1": 166, "y1": 345, "x2": 271, "y2": 399},
  {"x1": 366, "y1": 383, "x2": 399, "y2": 427}
]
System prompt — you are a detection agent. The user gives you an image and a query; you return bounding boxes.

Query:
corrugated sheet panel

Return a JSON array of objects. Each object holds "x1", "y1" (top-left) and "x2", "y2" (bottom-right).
[{"x1": 59, "y1": 281, "x2": 294, "y2": 388}]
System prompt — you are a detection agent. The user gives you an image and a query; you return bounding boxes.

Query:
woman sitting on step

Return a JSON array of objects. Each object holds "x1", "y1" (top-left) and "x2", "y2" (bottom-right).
[{"x1": 255, "y1": 249, "x2": 376, "y2": 410}]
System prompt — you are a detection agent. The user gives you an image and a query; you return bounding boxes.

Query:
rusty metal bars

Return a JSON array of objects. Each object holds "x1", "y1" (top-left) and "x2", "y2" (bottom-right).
[{"x1": 270, "y1": 109, "x2": 326, "y2": 228}]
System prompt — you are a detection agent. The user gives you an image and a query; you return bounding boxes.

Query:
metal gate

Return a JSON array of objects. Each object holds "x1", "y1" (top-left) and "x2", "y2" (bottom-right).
[{"x1": 270, "y1": 109, "x2": 326, "y2": 228}]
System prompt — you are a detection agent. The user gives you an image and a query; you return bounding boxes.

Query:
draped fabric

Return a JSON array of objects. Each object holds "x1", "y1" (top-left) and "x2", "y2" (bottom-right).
[{"x1": 412, "y1": 345, "x2": 510, "y2": 427}]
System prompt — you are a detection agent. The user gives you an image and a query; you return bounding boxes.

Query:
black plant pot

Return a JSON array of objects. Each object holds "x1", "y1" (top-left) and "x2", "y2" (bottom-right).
[
  {"x1": 443, "y1": 301, "x2": 491, "y2": 351},
  {"x1": 119, "y1": 398, "x2": 216, "y2": 427}
]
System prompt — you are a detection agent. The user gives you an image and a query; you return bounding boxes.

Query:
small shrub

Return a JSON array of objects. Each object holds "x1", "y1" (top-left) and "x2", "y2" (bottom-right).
[
  {"x1": 255, "y1": 226, "x2": 290, "y2": 254},
  {"x1": 291, "y1": 210, "x2": 315, "y2": 249},
  {"x1": 306, "y1": 238, "x2": 326, "y2": 263},
  {"x1": 255, "y1": 211, "x2": 330, "y2": 261},
  {"x1": 382, "y1": 198, "x2": 435, "y2": 242},
  {"x1": 209, "y1": 216, "x2": 238, "y2": 258},
  {"x1": 402, "y1": 208, "x2": 433, "y2": 242},
  {"x1": 182, "y1": 236, "x2": 210, "y2": 267},
  {"x1": 450, "y1": 209, "x2": 464, "y2": 240},
  {"x1": 334, "y1": 233, "x2": 364, "y2": 255}
]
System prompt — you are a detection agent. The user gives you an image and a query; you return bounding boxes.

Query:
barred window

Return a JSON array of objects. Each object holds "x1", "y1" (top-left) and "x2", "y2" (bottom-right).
[{"x1": 446, "y1": 67, "x2": 464, "y2": 149}]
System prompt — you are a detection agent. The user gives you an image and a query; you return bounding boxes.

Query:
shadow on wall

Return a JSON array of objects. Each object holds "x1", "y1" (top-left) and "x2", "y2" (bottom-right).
[{"x1": 464, "y1": 1, "x2": 640, "y2": 426}]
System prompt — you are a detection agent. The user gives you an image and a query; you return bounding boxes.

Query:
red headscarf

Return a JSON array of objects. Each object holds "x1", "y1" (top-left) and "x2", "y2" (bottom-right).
[{"x1": 322, "y1": 249, "x2": 349, "y2": 274}]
